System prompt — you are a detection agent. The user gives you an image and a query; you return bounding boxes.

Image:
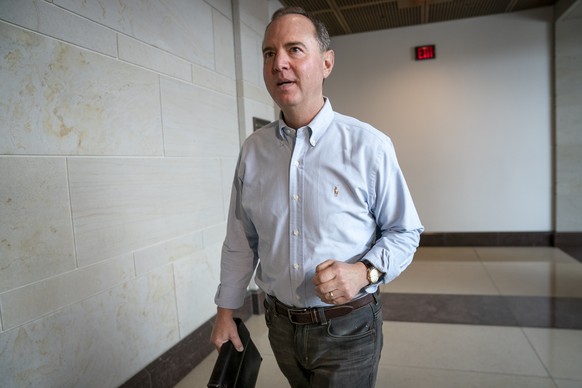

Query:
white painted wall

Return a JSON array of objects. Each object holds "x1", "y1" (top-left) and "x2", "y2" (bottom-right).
[{"x1": 324, "y1": 7, "x2": 554, "y2": 232}]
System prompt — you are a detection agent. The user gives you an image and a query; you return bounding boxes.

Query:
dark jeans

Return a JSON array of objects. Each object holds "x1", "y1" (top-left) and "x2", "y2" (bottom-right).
[{"x1": 264, "y1": 295, "x2": 383, "y2": 388}]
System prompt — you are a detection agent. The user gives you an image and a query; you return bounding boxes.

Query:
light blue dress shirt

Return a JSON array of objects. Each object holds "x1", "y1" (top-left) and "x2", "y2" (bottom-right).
[{"x1": 215, "y1": 99, "x2": 423, "y2": 309}]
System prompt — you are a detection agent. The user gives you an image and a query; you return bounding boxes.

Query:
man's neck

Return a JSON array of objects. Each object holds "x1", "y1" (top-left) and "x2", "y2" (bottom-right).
[{"x1": 281, "y1": 98, "x2": 325, "y2": 130}]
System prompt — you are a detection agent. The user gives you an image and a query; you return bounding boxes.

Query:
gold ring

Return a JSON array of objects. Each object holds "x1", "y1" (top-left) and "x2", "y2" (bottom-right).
[{"x1": 329, "y1": 291, "x2": 334, "y2": 299}]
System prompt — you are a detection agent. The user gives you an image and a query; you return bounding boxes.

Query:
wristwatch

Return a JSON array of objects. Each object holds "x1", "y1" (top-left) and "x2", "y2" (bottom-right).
[{"x1": 363, "y1": 260, "x2": 382, "y2": 285}]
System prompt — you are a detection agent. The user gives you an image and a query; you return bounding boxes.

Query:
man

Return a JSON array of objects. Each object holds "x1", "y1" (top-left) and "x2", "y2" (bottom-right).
[{"x1": 211, "y1": 6, "x2": 423, "y2": 388}]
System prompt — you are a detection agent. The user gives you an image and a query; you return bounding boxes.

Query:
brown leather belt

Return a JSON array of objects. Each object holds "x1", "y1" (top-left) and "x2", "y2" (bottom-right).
[{"x1": 268, "y1": 292, "x2": 376, "y2": 325}]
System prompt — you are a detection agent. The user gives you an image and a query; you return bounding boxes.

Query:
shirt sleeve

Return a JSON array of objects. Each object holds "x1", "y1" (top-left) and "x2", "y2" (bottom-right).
[
  {"x1": 362, "y1": 137, "x2": 424, "y2": 293},
  {"x1": 214, "y1": 156, "x2": 259, "y2": 309}
]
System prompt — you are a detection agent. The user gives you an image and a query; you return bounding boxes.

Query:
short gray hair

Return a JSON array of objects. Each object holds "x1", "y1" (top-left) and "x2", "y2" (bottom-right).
[{"x1": 268, "y1": 6, "x2": 331, "y2": 52}]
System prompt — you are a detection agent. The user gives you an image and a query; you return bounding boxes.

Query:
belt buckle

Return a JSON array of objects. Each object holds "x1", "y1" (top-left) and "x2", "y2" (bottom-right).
[{"x1": 287, "y1": 308, "x2": 309, "y2": 325}]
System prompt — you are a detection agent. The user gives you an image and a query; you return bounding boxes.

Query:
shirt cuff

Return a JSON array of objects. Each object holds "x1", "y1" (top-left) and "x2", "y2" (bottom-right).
[
  {"x1": 363, "y1": 283, "x2": 381, "y2": 294},
  {"x1": 214, "y1": 283, "x2": 247, "y2": 310}
]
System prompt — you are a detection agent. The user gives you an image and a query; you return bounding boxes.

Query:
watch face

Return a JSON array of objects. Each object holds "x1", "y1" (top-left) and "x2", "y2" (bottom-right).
[{"x1": 369, "y1": 268, "x2": 380, "y2": 283}]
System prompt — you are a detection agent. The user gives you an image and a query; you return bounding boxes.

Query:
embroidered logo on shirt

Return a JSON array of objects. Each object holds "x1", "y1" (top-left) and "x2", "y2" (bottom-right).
[{"x1": 333, "y1": 186, "x2": 340, "y2": 197}]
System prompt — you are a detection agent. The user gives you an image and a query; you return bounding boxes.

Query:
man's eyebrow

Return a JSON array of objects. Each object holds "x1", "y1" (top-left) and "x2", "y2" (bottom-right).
[
  {"x1": 262, "y1": 41, "x2": 307, "y2": 53},
  {"x1": 284, "y1": 41, "x2": 306, "y2": 48}
]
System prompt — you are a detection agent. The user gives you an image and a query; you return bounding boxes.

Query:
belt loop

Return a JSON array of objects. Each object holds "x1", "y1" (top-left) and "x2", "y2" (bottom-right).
[
  {"x1": 266, "y1": 294, "x2": 278, "y2": 317},
  {"x1": 372, "y1": 290, "x2": 380, "y2": 305},
  {"x1": 316, "y1": 307, "x2": 327, "y2": 325}
]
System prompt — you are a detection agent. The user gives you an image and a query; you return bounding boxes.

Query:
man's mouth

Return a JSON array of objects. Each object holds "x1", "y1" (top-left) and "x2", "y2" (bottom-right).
[{"x1": 277, "y1": 80, "x2": 294, "y2": 86}]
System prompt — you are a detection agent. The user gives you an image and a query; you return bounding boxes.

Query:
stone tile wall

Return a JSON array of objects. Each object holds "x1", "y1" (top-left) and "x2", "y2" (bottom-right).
[{"x1": 0, "y1": 0, "x2": 275, "y2": 386}]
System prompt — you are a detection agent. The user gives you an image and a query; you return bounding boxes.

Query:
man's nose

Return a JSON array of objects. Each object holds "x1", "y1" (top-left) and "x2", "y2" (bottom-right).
[{"x1": 273, "y1": 52, "x2": 289, "y2": 72}]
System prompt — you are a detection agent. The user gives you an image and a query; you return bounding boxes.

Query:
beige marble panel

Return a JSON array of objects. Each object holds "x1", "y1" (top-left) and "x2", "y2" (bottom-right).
[
  {"x1": 68, "y1": 157, "x2": 224, "y2": 267},
  {"x1": 244, "y1": 97, "x2": 277, "y2": 130},
  {"x1": 209, "y1": 0, "x2": 233, "y2": 20},
  {"x1": 0, "y1": 253, "x2": 135, "y2": 330},
  {"x1": 192, "y1": 63, "x2": 237, "y2": 97},
  {"x1": 203, "y1": 223, "x2": 227, "y2": 248},
  {"x1": 118, "y1": 34, "x2": 192, "y2": 81},
  {"x1": 0, "y1": 22, "x2": 163, "y2": 156},
  {"x1": 0, "y1": 157, "x2": 75, "y2": 294},
  {"x1": 0, "y1": 0, "x2": 117, "y2": 57},
  {"x1": 213, "y1": 8, "x2": 236, "y2": 78},
  {"x1": 239, "y1": 0, "x2": 270, "y2": 35},
  {"x1": 238, "y1": 97, "x2": 275, "y2": 139},
  {"x1": 241, "y1": 80, "x2": 274, "y2": 106},
  {"x1": 0, "y1": 266, "x2": 179, "y2": 387},
  {"x1": 134, "y1": 232, "x2": 204, "y2": 276},
  {"x1": 234, "y1": 80, "x2": 276, "y2": 139},
  {"x1": 53, "y1": 0, "x2": 214, "y2": 68},
  {"x1": 173, "y1": 245, "x2": 221, "y2": 336},
  {"x1": 239, "y1": 22, "x2": 263, "y2": 87},
  {"x1": 161, "y1": 77, "x2": 239, "y2": 158},
  {"x1": 221, "y1": 157, "x2": 238, "y2": 219}
]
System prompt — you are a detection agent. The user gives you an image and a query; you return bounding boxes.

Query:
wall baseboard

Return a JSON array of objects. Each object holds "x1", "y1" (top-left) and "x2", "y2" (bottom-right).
[
  {"x1": 420, "y1": 232, "x2": 582, "y2": 261},
  {"x1": 554, "y1": 232, "x2": 582, "y2": 246},
  {"x1": 121, "y1": 231, "x2": 581, "y2": 387},
  {"x1": 420, "y1": 231, "x2": 554, "y2": 246},
  {"x1": 554, "y1": 232, "x2": 582, "y2": 262}
]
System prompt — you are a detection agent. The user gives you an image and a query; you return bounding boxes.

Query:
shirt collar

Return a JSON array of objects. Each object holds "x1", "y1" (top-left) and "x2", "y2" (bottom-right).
[{"x1": 277, "y1": 98, "x2": 334, "y2": 147}]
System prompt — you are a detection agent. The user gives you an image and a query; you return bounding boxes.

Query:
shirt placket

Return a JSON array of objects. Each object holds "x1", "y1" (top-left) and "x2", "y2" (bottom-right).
[{"x1": 288, "y1": 127, "x2": 308, "y2": 305}]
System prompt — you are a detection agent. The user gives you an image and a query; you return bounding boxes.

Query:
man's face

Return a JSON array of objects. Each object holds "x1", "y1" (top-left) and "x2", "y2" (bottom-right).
[{"x1": 262, "y1": 14, "x2": 333, "y2": 116}]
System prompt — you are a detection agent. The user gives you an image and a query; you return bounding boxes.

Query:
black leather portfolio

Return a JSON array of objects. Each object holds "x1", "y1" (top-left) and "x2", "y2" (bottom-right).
[{"x1": 207, "y1": 317, "x2": 263, "y2": 388}]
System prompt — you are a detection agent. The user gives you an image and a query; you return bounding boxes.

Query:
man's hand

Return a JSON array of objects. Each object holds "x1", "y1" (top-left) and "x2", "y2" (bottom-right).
[
  {"x1": 210, "y1": 307, "x2": 244, "y2": 352},
  {"x1": 312, "y1": 260, "x2": 369, "y2": 304}
]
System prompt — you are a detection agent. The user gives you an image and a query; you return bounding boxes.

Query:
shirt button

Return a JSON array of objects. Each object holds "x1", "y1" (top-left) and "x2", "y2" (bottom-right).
[
  {"x1": 292, "y1": 229, "x2": 300, "y2": 236},
  {"x1": 293, "y1": 194, "x2": 299, "y2": 201},
  {"x1": 293, "y1": 264, "x2": 299, "y2": 269},
  {"x1": 294, "y1": 161, "x2": 299, "y2": 167}
]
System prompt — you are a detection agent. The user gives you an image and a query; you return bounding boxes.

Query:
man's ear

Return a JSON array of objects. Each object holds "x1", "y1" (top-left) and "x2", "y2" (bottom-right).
[{"x1": 323, "y1": 49, "x2": 334, "y2": 79}]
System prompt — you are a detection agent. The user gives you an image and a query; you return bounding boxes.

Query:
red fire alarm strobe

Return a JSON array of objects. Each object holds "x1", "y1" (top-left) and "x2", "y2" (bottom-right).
[{"x1": 415, "y1": 45, "x2": 436, "y2": 61}]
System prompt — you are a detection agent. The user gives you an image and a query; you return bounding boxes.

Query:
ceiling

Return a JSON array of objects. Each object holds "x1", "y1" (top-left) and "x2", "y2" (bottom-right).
[{"x1": 278, "y1": 0, "x2": 558, "y2": 36}]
